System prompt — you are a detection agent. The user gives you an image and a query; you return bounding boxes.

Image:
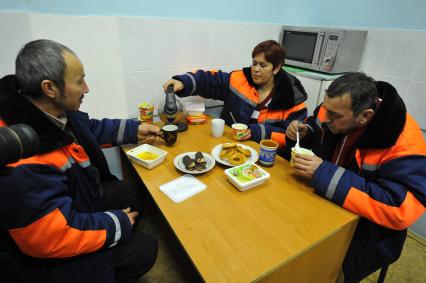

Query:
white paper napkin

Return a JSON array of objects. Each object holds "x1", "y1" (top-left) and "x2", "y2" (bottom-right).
[{"x1": 159, "y1": 174, "x2": 206, "y2": 203}]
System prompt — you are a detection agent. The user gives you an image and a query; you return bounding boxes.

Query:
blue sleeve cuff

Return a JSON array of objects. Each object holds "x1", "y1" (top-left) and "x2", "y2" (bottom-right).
[
  {"x1": 311, "y1": 161, "x2": 349, "y2": 206},
  {"x1": 248, "y1": 124, "x2": 261, "y2": 142},
  {"x1": 248, "y1": 124, "x2": 269, "y2": 142},
  {"x1": 105, "y1": 210, "x2": 132, "y2": 247},
  {"x1": 172, "y1": 73, "x2": 195, "y2": 97},
  {"x1": 123, "y1": 119, "x2": 140, "y2": 144}
]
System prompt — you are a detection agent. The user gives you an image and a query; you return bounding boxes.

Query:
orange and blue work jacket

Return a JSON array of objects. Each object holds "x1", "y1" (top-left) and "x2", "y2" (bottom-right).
[
  {"x1": 173, "y1": 68, "x2": 308, "y2": 147},
  {"x1": 287, "y1": 81, "x2": 426, "y2": 265},
  {"x1": 0, "y1": 75, "x2": 140, "y2": 281}
]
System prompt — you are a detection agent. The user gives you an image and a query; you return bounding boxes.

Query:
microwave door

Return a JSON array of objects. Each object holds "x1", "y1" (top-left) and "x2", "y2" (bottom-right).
[
  {"x1": 312, "y1": 32, "x2": 326, "y2": 71},
  {"x1": 283, "y1": 30, "x2": 320, "y2": 70}
]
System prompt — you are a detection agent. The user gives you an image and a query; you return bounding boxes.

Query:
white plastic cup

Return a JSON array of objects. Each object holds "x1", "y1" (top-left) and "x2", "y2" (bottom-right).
[
  {"x1": 211, "y1": 118, "x2": 225, "y2": 138},
  {"x1": 290, "y1": 147, "x2": 314, "y2": 167}
]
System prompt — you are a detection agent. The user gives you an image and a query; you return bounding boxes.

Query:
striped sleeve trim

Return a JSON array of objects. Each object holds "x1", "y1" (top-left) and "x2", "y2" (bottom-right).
[
  {"x1": 325, "y1": 167, "x2": 346, "y2": 200},
  {"x1": 186, "y1": 73, "x2": 197, "y2": 96},
  {"x1": 104, "y1": 211, "x2": 121, "y2": 247},
  {"x1": 117, "y1": 120, "x2": 126, "y2": 145},
  {"x1": 259, "y1": 124, "x2": 266, "y2": 140}
]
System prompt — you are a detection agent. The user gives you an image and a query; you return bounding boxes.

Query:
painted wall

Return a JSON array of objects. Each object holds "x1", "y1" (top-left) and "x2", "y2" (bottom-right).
[
  {"x1": 1, "y1": 0, "x2": 426, "y2": 30},
  {"x1": 315, "y1": 0, "x2": 426, "y2": 30},
  {"x1": 0, "y1": 0, "x2": 316, "y2": 25}
]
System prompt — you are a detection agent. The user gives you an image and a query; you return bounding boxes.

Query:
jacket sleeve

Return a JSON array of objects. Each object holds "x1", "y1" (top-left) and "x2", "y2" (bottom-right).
[
  {"x1": 311, "y1": 156, "x2": 426, "y2": 230},
  {"x1": 249, "y1": 107, "x2": 307, "y2": 147},
  {"x1": 87, "y1": 117, "x2": 139, "y2": 145},
  {"x1": 172, "y1": 70, "x2": 231, "y2": 101},
  {"x1": 0, "y1": 165, "x2": 132, "y2": 259}
]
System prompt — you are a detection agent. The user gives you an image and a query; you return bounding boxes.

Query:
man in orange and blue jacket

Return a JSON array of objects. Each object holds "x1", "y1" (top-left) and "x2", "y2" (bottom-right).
[
  {"x1": 285, "y1": 72, "x2": 426, "y2": 282},
  {"x1": 0, "y1": 40, "x2": 159, "y2": 282}
]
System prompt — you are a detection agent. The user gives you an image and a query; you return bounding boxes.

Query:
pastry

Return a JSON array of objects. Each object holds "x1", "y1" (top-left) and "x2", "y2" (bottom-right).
[
  {"x1": 182, "y1": 155, "x2": 195, "y2": 170},
  {"x1": 228, "y1": 152, "x2": 246, "y2": 166}
]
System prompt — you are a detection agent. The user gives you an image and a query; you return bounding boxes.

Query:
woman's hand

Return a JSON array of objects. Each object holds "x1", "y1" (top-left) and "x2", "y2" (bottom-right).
[{"x1": 163, "y1": 79, "x2": 184, "y2": 93}]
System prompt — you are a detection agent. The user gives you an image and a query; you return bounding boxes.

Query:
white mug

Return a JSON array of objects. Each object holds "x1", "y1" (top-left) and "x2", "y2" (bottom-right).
[{"x1": 211, "y1": 118, "x2": 225, "y2": 138}]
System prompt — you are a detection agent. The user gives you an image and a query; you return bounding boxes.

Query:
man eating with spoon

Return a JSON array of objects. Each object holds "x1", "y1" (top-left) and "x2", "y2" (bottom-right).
[{"x1": 283, "y1": 72, "x2": 426, "y2": 282}]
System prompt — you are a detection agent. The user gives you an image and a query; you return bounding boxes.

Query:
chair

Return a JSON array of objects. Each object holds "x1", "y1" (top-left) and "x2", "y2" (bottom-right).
[{"x1": 377, "y1": 265, "x2": 389, "y2": 283}]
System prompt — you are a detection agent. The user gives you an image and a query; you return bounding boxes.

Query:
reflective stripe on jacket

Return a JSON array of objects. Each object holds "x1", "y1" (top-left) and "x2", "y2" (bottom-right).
[{"x1": 173, "y1": 68, "x2": 308, "y2": 147}]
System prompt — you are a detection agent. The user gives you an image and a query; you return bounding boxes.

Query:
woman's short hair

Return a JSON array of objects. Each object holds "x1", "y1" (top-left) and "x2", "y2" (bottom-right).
[{"x1": 252, "y1": 40, "x2": 286, "y2": 69}]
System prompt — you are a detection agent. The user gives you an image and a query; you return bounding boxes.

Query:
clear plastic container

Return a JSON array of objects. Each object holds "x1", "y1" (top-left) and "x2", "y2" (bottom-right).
[
  {"x1": 224, "y1": 162, "x2": 270, "y2": 191},
  {"x1": 127, "y1": 144, "x2": 167, "y2": 169},
  {"x1": 185, "y1": 102, "x2": 205, "y2": 116}
]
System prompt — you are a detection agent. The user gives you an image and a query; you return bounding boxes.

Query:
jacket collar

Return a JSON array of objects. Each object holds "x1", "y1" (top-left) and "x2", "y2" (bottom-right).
[
  {"x1": 357, "y1": 81, "x2": 406, "y2": 149},
  {"x1": 0, "y1": 75, "x2": 73, "y2": 153},
  {"x1": 242, "y1": 67, "x2": 307, "y2": 110}
]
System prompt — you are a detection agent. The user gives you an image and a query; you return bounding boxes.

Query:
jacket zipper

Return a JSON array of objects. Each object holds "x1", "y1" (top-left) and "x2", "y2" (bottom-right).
[{"x1": 335, "y1": 135, "x2": 347, "y2": 165}]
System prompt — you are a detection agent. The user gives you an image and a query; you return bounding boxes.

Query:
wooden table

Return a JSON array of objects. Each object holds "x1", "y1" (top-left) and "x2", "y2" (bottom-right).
[{"x1": 123, "y1": 121, "x2": 358, "y2": 283}]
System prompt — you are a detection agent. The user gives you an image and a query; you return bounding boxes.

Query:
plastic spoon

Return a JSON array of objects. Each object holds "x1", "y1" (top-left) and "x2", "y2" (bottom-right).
[{"x1": 295, "y1": 131, "x2": 301, "y2": 153}]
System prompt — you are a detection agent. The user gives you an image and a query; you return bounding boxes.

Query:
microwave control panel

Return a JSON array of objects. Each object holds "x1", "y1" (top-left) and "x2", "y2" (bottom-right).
[{"x1": 320, "y1": 32, "x2": 342, "y2": 72}]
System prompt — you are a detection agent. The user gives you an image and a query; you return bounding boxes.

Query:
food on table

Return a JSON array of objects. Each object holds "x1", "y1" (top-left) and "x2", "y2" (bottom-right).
[
  {"x1": 230, "y1": 164, "x2": 265, "y2": 183},
  {"x1": 183, "y1": 155, "x2": 196, "y2": 170},
  {"x1": 236, "y1": 145, "x2": 251, "y2": 156},
  {"x1": 183, "y1": 152, "x2": 207, "y2": 171},
  {"x1": 195, "y1": 151, "x2": 205, "y2": 164},
  {"x1": 136, "y1": 151, "x2": 159, "y2": 161},
  {"x1": 222, "y1": 143, "x2": 237, "y2": 149},
  {"x1": 228, "y1": 152, "x2": 246, "y2": 165},
  {"x1": 219, "y1": 143, "x2": 251, "y2": 165},
  {"x1": 195, "y1": 162, "x2": 207, "y2": 171}
]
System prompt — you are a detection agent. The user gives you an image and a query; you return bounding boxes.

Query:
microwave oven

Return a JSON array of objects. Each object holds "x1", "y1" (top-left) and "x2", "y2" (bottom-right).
[{"x1": 281, "y1": 26, "x2": 367, "y2": 74}]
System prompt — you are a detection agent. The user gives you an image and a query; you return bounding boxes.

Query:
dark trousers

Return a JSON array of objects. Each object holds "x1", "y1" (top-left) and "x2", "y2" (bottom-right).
[
  {"x1": 101, "y1": 180, "x2": 158, "y2": 283},
  {"x1": 342, "y1": 220, "x2": 406, "y2": 283},
  {"x1": 2, "y1": 180, "x2": 157, "y2": 283}
]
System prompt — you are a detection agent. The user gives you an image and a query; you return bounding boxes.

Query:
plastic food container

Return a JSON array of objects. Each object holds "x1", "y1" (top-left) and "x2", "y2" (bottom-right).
[
  {"x1": 127, "y1": 144, "x2": 167, "y2": 169},
  {"x1": 224, "y1": 162, "x2": 270, "y2": 191},
  {"x1": 185, "y1": 102, "x2": 205, "y2": 116},
  {"x1": 186, "y1": 114, "x2": 208, "y2": 125}
]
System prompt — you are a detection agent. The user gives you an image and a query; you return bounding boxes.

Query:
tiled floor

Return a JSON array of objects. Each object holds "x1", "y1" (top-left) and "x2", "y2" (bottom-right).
[
  {"x1": 138, "y1": 211, "x2": 426, "y2": 283},
  {"x1": 361, "y1": 232, "x2": 426, "y2": 283}
]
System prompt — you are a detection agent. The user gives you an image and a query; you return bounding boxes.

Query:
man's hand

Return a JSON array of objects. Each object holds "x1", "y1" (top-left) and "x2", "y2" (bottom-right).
[
  {"x1": 138, "y1": 124, "x2": 160, "y2": 144},
  {"x1": 286, "y1": 120, "x2": 309, "y2": 141},
  {"x1": 292, "y1": 153, "x2": 323, "y2": 180},
  {"x1": 122, "y1": 207, "x2": 139, "y2": 226},
  {"x1": 163, "y1": 79, "x2": 184, "y2": 93}
]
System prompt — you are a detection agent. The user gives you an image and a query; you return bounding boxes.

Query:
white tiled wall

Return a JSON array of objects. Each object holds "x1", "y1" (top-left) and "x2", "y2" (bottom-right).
[
  {"x1": 1, "y1": 12, "x2": 425, "y2": 130},
  {"x1": 117, "y1": 16, "x2": 282, "y2": 119},
  {"x1": 0, "y1": 12, "x2": 32, "y2": 76},
  {"x1": 360, "y1": 29, "x2": 426, "y2": 129},
  {"x1": 0, "y1": 12, "x2": 283, "y2": 119}
]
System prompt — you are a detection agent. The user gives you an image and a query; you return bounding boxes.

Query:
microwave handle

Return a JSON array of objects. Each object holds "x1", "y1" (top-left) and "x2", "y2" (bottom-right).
[{"x1": 313, "y1": 32, "x2": 326, "y2": 66}]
